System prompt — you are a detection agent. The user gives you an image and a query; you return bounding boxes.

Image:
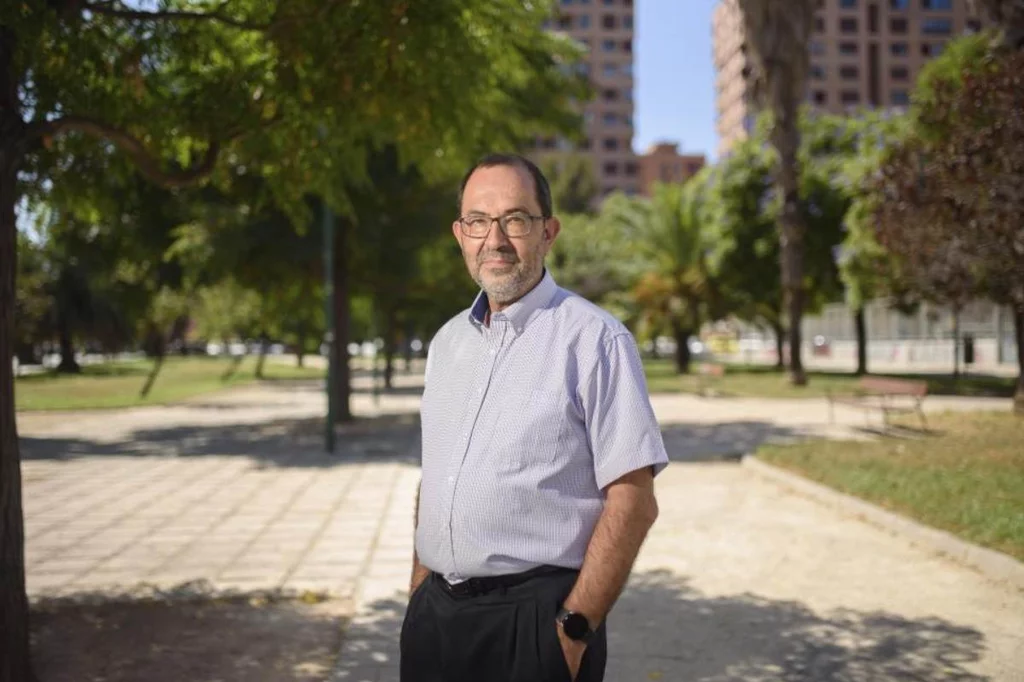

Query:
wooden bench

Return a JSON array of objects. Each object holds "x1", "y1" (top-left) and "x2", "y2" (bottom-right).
[
  {"x1": 827, "y1": 376, "x2": 929, "y2": 430},
  {"x1": 695, "y1": 362, "x2": 726, "y2": 397}
]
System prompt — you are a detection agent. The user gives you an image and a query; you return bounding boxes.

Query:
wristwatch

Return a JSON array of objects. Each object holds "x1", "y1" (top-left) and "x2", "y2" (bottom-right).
[{"x1": 556, "y1": 608, "x2": 594, "y2": 643}]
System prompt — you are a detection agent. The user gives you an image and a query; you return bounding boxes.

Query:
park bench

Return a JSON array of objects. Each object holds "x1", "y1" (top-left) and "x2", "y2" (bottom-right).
[
  {"x1": 695, "y1": 362, "x2": 726, "y2": 397},
  {"x1": 827, "y1": 376, "x2": 929, "y2": 430}
]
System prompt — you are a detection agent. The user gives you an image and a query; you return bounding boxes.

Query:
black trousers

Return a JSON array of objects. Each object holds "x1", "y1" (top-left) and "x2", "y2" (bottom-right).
[{"x1": 400, "y1": 568, "x2": 607, "y2": 682}]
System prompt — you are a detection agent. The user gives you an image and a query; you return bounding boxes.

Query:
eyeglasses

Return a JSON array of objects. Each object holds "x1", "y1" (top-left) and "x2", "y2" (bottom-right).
[{"x1": 457, "y1": 212, "x2": 547, "y2": 238}]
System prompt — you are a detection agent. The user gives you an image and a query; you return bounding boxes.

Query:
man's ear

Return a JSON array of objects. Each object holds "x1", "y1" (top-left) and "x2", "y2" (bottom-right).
[{"x1": 544, "y1": 216, "x2": 562, "y2": 244}]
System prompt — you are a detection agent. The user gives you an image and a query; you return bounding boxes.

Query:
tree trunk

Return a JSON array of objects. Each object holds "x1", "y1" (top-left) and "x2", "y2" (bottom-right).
[
  {"x1": 332, "y1": 218, "x2": 352, "y2": 422},
  {"x1": 672, "y1": 324, "x2": 693, "y2": 374},
  {"x1": 56, "y1": 307, "x2": 80, "y2": 374},
  {"x1": 1014, "y1": 307, "x2": 1024, "y2": 415},
  {"x1": 771, "y1": 320, "x2": 786, "y2": 370},
  {"x1": 403, "y1": 321, "x2": 414, "y2": 373},
  {"x1": 780, "y1": 195, "x2": 807, "y2": 386},
  {"x1": 296, "y1": 321, "x2": 307, "y2": 368},
  {"x1": 383, "y1": 311, "x2": 396, "y2": 391},
  {"x1": 854, "y1": 306, "x2": 868, "y2": 376},
  {"x1": 0, "y1": 27, "x2": 36, "y2": 678},
  {"x1": 952, "y1": 306, "x2": 962, "y2": 379},
  {"x1": 255, "y1": 334, "x2": 267, "y2": 380}
]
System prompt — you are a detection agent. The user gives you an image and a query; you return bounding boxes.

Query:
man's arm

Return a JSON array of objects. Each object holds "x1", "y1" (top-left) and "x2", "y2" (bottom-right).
[
  {"x1": 563, "y1": 466, "x2": 658, "y2": 625},
  {"x1": 410, "y1": 482, "x2": 430, "y2": 594},
  {"x1": 557, "y1": 467, "x2": 659, "y2": 674}
]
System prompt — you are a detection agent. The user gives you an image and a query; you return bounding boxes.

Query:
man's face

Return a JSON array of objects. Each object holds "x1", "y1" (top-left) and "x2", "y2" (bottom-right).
[{"x1": 453, "y1": 164, "x2": 560, "y2": 307}]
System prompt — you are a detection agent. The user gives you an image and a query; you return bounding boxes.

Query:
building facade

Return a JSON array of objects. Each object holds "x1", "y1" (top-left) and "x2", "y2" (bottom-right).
[
  {"x1": 713, "y1": 0, "x2": 982, "y2": 157},
  {"x1": 536, "y1": 0, "x2": 638, "y2": 199},
  {"x1": 637, "y1": 143, "x2": 706, "y2": 196}
]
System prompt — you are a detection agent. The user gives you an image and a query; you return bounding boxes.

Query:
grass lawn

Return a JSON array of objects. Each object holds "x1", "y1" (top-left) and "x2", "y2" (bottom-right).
[
  {"x1": 15, "y1": 356, "x2": 325, "y2": 411},
  {"x1": 756, "y1": 411, "x2": 1024, "y2": 561},
  {"x1": 643, "y1": 358, "x2": 1017, "y2": 399}
]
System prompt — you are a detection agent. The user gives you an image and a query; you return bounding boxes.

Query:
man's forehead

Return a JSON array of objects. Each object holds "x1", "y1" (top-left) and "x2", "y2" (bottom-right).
[{"x1": 462, "y1": 165, "x2": 538, "y2": 212}]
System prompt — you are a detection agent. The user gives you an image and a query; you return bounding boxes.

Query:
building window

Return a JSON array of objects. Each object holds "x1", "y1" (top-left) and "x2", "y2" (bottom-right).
[
  {"x1": 890, "y1": 42, "x2": 909, "y2": 56},
  {"x1": 602, "y1": 14, "x2": 615, "y2": 29},
  {"x1": 810, "y1": 41, "x2": 827, "y2": 56},
  {"x1": 839, "y1": 42, "x2": 858, "y2": 55},
  {"x1": 891, "y1": 89, "x2": 910, "y2": 105},
  {"x1": 603, "y1": 0, "x2": 614, "y2": 4},
  {"x1": 604, "y1": 162, "x2": 619, "y2": 176},
  {"x1": 622, "y1": 40, "x2": 632, "y2": 53},
  {"x1": 603, "y1": 138, "x2": 619, "y2": 151},
  {"x1": 624, "y1": 88, "x2": 633, "y2": 101},
  {"x1": 840, "y1": 17, "x2": 858, "y2": 33},
  {"x1": 813, "y1": 90, "x2": 828, "y2": 105},
  {"x1": 891, "y1": 66, "x2": 909, "y2": 80},
  {"x1": 624, "y1": 162, "x2": 638, "y2": 177},
  {"x1": 840, "y1": 65, "x2": 859, "y2": 79},
  {"x1": 922, "y1": 18, "x2": 953, "y2": 34},
  {"x1": 602, "y1": 63, "x2": 616, "y2": 76},
  {"x1": 967, "y1": 18, "x2": 982, "y2": 32},
  {"x1": 561, "y1": 0, "x2": 573, "y2": 4},
  {"x1": 558, "y1": 16, "x2": 573, "y2": 29},
  {"x1": 602, "y1": 112, "x2": 617, "y2": 125},
  {"x1": 922, "y1": 0, "x2": 952, "y2": 9},
  {"x1": 579, "y1": 138, "x2": 591, "y2": 151},
  {"x1": 602, "y1": 88, "x2": 619, "y2": 101},
  {"x1": 601, "y1": 39, "x2": 616, "y2": 52},
  {"x1": 890, "y1": 17, "x2": 908, "y2": 33},
  {"x1": 840, "y1": 0, "x2": 857, "y2": 7},
  {"x1": 579, "y1": 14, "x2": 591, "y2": 28},
  {"x1": 811, "y1": 64, "x2": 826, "y2": 79},
  {"x1": 841, "y1": 90, "x2": 860, "y2": 105},
  {"x1": 890, "y1": 0, "x2": 909, "y2": 7},
  {"x1": 921, "y1": 41, "x2": 945, "y2": 56},
  {"x1": 815, "y1": 16, "x2": 825, "y2": 32},
  {"x1": 623, "y1": 15, "x2": 633, "y2": 29}
]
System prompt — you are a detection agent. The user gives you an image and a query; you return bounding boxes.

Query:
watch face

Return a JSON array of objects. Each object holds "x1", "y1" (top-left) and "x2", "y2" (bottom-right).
[{"x1": 562, "y1": 613, "x2": 590, "y2": 640}]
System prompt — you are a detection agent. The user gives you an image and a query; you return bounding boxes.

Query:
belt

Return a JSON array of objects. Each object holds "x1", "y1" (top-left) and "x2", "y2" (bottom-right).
[{"x1": 433, "y1": 565, "x2": 573, "y2": 599}]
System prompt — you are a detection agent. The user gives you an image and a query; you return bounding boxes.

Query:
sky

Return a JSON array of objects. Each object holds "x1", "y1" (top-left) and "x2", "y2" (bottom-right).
[{"x1": 634, "y1": 0, "x2": 720, "y2": 160}]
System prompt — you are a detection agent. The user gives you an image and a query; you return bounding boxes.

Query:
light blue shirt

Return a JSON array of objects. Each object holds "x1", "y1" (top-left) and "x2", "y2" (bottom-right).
[{"x1": 416, "y1": 271, "x2": 669, "y2": 580}]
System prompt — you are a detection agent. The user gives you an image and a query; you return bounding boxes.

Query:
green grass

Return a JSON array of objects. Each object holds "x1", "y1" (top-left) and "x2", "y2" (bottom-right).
[
  {"x1": 757, "y1": 411, "x2": 1024, "y2": 561},
  {"x1": 15, "y1": 356, "x2": 325, "y2": 411},
  {"x1": 643, "y1": 359, "x2": 1017, "y2": 399}
]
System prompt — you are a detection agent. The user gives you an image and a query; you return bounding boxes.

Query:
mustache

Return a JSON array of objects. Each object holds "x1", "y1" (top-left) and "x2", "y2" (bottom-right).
[{"x1": 477, "y1": 250, "x2": 518, "y2": 264}]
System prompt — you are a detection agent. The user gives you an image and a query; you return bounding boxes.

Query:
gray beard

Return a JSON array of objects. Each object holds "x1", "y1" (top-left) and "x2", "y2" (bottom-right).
[{"x1": 476, "y1": 260, "x2": 542, "y2": 305}]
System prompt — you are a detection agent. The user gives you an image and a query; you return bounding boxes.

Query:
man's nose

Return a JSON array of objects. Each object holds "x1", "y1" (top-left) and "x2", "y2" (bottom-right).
[{"x1": 483, "y1": 219, "x2": 513, "y2": 251}]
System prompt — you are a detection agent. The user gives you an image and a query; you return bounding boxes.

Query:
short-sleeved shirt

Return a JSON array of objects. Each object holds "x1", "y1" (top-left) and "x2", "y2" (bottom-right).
[{"x1": 415, "y1": 271, "x2": 669, "y2": 580}]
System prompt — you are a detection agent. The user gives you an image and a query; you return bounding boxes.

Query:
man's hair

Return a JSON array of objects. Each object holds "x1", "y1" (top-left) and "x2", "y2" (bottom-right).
[{"x1": 457, "y1": 153, "x2": 553, "y2": 218}]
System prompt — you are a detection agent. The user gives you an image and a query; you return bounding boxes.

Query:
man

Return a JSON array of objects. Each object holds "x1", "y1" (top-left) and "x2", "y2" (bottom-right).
[{"x1": 401, "y1": 153, "x2": 668, "y2": 682}]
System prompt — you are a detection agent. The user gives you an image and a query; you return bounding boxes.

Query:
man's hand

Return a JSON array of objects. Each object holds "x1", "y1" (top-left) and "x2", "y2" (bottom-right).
[{"x1": 555, "y1": 622, "x2": 587, "y2": 681}]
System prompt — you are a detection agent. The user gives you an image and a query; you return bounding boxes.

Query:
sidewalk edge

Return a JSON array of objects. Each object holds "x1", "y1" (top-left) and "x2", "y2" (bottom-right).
[{"x1": 741, "y1": 455, "x2": 1024, "y2": 593}]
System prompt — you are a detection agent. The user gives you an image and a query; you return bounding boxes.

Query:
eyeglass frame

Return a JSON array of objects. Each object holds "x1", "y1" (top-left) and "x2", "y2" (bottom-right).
[{"x1": 456, "y1": 212, "x2": 550, "y2": 239}]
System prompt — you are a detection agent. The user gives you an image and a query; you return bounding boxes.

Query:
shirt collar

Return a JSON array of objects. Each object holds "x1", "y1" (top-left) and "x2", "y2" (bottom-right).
[{"x1": 468, "y1": 270, "x2": 558, "y2": 335}]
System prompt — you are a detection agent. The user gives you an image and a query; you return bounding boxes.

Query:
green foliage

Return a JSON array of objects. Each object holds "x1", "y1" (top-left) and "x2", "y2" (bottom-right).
[{"x1": 538, "y1": 154, "x2": 599, "y2": 215}]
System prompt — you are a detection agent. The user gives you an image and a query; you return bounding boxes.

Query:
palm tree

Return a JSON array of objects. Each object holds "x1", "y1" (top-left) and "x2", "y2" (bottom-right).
[
  {"x1": 736, "y1": 0, "x2": 817, "y2": 385},
  {"x1": 607, "y1": 181, "x2": 713, "y2": 374}
]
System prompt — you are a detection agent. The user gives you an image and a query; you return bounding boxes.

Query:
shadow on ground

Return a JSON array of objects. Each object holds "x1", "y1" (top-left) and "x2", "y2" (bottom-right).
[
  {"x1": 19, "y1": 415, "x2": 421, "y2": 468},
  {"x1": 20, "y1": 417, "x2": 812, "y2": 468},
  {"x1": 31, "y1": 593, "x2": 350, "y2": 682},
  {"x1": 333, "y1": 569, "x2": 988, "y2": 682}
]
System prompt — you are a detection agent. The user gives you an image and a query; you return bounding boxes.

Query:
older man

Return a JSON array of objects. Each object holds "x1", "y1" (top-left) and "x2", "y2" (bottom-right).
[{"x1": 401, "y1": 153, "x2": 668, "y2": 682}]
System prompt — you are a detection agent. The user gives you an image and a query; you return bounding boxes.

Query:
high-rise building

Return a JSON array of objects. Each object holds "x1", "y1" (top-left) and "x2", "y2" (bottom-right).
[
  {"x1": 712, "y1": 0, "x2": 982, "y2": 157},
  {"x1": 637, "y1": 143, "x2": 706, "y2": 196},
  {"x1": 537, "y1": 0, "x2": 638, "y2": 200}
]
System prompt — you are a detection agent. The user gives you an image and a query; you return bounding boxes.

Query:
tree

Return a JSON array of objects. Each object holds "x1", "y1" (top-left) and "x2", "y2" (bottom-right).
[
  {"x1": 605, "y1": 179, "x2": 716, "y2": 374},
  {"x1": 538, "y1": 154, "x2": 600, "y2": 215},
  {"x1": 1, "y1": 2, "x2": 587, "y2": 677},
  {"x1": 736, "y1": 0, "x2": 817, "y2": 385},
  {"x1": 874, "y1": 35, "x2": 1024, "y2": 411}
]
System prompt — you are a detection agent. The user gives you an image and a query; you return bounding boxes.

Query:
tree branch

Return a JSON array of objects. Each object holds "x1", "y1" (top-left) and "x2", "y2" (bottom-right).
[
  {"x1": 27, "y1": 116, "x2": 220, "y2": 188},
  {"x1": 83, "y1": 1, "x2": 270, "y2": 32}
]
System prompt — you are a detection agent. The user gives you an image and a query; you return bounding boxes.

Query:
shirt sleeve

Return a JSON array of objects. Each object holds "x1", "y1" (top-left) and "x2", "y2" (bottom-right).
[{"x1": 581, "y1": 332, "x2": 670, "y2": 490}]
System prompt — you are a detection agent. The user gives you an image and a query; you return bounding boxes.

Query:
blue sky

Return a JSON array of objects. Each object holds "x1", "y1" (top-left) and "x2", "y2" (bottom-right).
[{"x1": 634, "y1": 0, "x2": 719, "y2": 160}]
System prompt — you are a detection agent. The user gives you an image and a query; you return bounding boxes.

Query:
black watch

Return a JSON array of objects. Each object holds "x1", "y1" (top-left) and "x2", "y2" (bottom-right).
[{"x1": 556, "y1": 608, "x2": 594, "y2": 643}]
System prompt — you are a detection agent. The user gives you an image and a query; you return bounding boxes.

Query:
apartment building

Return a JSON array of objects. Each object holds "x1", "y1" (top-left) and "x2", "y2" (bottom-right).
[
  {"x1": 535, "y1": 0, "x2": 638, "y2": 199},
  {"x1": 637, "y1": 143, "x2": 706, "y2": 196},
  {"x1": 713, "y1": 0, "x2": 982, "y2": 156}
]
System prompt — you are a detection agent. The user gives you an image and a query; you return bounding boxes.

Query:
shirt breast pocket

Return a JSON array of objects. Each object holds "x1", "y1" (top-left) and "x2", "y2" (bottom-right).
[{"x1": 504, "y1": 387, "x2": 565, "y2": 470}]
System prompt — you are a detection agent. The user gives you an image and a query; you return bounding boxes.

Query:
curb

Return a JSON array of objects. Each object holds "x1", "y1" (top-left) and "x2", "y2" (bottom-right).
[{"x1": 741, "y1": 455, "x2": 1024, "y2": 593}]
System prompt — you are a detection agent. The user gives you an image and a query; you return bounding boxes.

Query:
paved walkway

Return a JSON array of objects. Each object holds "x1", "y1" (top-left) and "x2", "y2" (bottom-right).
[{"x1": 17, "y1": 380, "x2": 1023, "y2": 681}]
